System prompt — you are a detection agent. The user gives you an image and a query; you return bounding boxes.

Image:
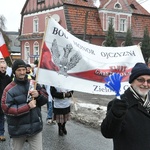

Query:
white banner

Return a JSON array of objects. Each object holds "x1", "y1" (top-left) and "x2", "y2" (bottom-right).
[{"x1": 37, "y1": 17, "x2": 145, "y2": 95}]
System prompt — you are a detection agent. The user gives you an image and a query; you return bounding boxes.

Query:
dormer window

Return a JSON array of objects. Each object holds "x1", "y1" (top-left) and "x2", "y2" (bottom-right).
[
  {"x1": 37, "y1": 0, "x2": 45, "y2": 3},
  {"x1": 114, "y1": 2, "x2": 122, "y2": 9},
  {"x1": 130, "y1": 4, "x2": 137, "y2": 9}
]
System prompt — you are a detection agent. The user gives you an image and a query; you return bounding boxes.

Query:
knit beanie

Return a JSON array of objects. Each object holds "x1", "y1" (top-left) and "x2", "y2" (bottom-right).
[
  {"x1": 12, "y1": 59, "x2": 26, "y2": 74},
  {"x1": 129, "y1": 62, "x2": 150, "y2": 83}
]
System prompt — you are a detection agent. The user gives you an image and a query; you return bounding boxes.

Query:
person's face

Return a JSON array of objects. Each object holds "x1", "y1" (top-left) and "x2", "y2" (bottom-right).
[
  {"x1": 0, "y1": 63, "x2": 7, "y2": 73},
  {"x1": 131, "y1": 75, "x2": 150, "y2": 98},
  {"x1": 26, "y1": 66, "x2": 31, "y2": 73},
  {"x1": 15, "y1": 67, "x2": 26, "y2": 80},
  {"x1": 0, "y1": 58, "x2": 5, "y2": 64}
]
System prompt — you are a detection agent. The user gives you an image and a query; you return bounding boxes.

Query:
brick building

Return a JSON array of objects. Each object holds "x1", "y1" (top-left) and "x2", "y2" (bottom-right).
[{"x1": 18, "y1": 0, "x2": 150, "y2": 63}]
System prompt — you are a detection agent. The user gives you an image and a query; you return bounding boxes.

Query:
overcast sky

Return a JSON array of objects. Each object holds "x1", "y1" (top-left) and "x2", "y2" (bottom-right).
[
  {"x1": 0, "y1": 0, "x2": 26, "y2": 31},
  {"x1": 0, "y1": 0, "x2": 149, "y2": 31}
]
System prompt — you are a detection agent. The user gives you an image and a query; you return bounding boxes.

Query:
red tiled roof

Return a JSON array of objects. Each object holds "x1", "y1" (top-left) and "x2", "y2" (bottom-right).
[
  {"x1": 132, "y1": 14, "x2": 150, "y2": 38},
  {"x1": 97, "y1": 0, "x2": 150, "y2": 38},
  {"x1": 127, "y1": 0, "x2": 150, "y2": 15},
  {"x1": 64, "y1": 5, "x2": 104, "y2": 36},
  {"x1": 100, "y1": 0, "x2": 150, "y2": 15},
  {"x1": 63, "y1": 0, "x2": 96, "y2": 8},
  {"x1": 99, "y1": 0, "x2": 109, "y2": 8},
  {"x1": 20, "y1": 0, "x2": 150, "y2": 40}
]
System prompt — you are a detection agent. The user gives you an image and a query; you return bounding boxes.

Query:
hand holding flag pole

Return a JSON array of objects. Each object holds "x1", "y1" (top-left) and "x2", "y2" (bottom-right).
[{"x1": 104, "y1": 73, "x2": 123, "y2": 99}]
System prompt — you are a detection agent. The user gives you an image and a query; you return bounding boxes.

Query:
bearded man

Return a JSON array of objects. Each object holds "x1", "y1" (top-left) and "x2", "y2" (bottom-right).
[{"x1": 101, "y1": 62, "x2": 150, "y2": 150}]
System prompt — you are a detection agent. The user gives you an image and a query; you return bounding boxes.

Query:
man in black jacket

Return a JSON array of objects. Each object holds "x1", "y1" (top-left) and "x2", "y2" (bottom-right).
[
  {"x1": 0, "y1": 62, "x2": 12, "y2": 141},
  {"x1": 101, "y1": 62, "x2": 150, "y2": 150},
  {"x1": 1, "y1": 59, "x2": 48, "y2": 150}
]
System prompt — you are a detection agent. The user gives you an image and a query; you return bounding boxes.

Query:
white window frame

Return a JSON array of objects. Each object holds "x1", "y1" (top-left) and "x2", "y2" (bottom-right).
[
  {"x1": 120, "y1": 18, "x2": 127, "y2": 32},
  {"x1": 108, "y1": 17, "x2": 115, "y2": 30},
  {"x1": 33, "y1": 18, "x2": 39, "y2": 33},
  {"x1": 114, "y1": 2, "x2": 122, "y2": 9},
  {"x1": 33, "y1": 42, "x2": 39, "y2": 59},
  {"x1": 138, "y1": 42, "x2": 142, "y2": 47},
  {"x1": 24, "y1": 42, "x2": 30, "y2": 63},
  {"x1": 102, "y1": 40, "x2": 106, "y2": 47},
  {"x1": 121, "y1": 41, "x2": 125, "y2": 47},
  {"x1": 37, "y1": 0, "x2": 45, "y2": 3}
]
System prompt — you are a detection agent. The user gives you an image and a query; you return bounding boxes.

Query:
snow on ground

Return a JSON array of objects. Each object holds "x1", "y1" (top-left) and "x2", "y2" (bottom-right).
[
  {"x1": 71, "y1": 101, "x2": 107, "y2": 129},
  {"x1": 77, "y1": 102, "x2": 107, "y2": 111}
]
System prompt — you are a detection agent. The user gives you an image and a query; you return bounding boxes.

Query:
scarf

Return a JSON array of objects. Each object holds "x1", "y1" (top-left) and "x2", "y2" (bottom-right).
[{"x1": 130, "y1": 86, "x2": 150, "y2": 112}]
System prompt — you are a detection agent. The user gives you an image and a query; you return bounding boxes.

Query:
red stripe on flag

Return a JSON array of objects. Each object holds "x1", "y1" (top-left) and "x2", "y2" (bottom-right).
[{"x1": 0, "y1": 44, "x2": 10, "y2": 58}]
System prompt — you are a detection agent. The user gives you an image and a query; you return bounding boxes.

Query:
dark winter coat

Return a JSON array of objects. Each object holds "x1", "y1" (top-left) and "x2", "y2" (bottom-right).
[
  {"x1": 101, "y1": 87, "x2": 150, "y2": 150},
  {"x1": 0, "y1": 71, "x2": 12, "y2": 114},
  {"x1": 1, "y1": 76, "x2": 48, "y2": 138}
]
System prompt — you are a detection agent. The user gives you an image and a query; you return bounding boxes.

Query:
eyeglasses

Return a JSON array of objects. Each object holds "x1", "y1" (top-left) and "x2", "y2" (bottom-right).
[{"x1": 136, "y1": 78, "x2": 150, "y2": 84}]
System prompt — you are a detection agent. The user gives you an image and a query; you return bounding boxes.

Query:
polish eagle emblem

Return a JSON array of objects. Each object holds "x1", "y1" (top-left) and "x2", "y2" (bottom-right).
[{"x1": 51, "y1": 39, "x2": 82, "y2": 76}]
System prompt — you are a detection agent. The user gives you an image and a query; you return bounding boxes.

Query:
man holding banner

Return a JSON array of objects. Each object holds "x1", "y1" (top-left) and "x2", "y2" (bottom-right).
[
  {"x1": 101, "y1": 62, "x2": 150, "y2": 150},
  {"x1": 1, "y1": 59, "x2": 48, "y2": 150}
]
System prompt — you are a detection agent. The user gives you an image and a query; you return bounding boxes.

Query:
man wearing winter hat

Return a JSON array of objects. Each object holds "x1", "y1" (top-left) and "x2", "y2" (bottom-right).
[
  {"x1": 101, "y1": 62, "x2": 150, "y2": 150},
  {"x1": 0, "y1": 62, "x2": 12, "y2": 141},
  {"x1": 1, "y1": 59, "x2": 48, "y2": 150}
]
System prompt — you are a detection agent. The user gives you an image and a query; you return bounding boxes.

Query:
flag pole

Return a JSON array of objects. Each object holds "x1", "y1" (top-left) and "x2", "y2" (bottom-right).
[
  {"x1": 7, "y1": 55, "x2": 13, "y2": 66},
  {"x1": 34, "y1": 16, "x2": 51, "y2": 89}
]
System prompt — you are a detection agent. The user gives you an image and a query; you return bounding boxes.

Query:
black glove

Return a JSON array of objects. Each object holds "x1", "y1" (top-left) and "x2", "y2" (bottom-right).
[
  {"x1": 111, "y1": 98, "x2": 128, "y2": 117},
  {"x1": 65, "y1": 92, "x2": 72, "y2": 98}
]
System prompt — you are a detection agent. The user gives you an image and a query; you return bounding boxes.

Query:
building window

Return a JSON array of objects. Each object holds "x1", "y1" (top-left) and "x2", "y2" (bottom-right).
[
  {"x1": 114, "y1": 3, "x2": 122, "y2": 9},
  {"x1": 24, "y1": 43, "x2": 30, "y2": 63},
  {"x1": 37, "y1": 0, "x2": 45, "y2": 3},
  {"x1": 102, "y1": 40, "x2": 106, "y2": 47},
  {"x1": 108, "y1": 17, "x2": 115, "y2": 30},
  {"x1": 130, "y1": 4, "x2": 137, "y2": 9},
  {"x1": 33, "y1": 42, "x2": 39, "y2": 60},
  {"x1": 120, "y1": 18, "x2": 126, "y2": 32},
  {"x1": 33, "y1": 18, "x2": 39, "y2": 33},
  {"x1": 138, "y1": 42, "x2": 142, "y2": 47},
  {"x1": 121, "y1": 41, "x2": 125, "y2": 47}
]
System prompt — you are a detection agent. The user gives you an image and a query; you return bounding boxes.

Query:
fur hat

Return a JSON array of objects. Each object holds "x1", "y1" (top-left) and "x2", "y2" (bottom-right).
[
  {"x1": 129, "y1": 62, "x2": 150, "y2": 83},
  {"x1": 12, "y1": 59, "x2": 26, "y2": 74}
]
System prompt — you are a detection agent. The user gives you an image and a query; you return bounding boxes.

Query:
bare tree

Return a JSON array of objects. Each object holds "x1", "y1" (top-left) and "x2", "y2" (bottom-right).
[{"x1": 0, "y1": 15, "x2": 6, "y2": 30}]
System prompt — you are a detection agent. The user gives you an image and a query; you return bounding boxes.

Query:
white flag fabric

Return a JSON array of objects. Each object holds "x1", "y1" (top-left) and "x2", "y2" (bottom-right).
[
  {"x1": 0, "y1": 32, "x2": 5, "y2": 46},
  {"x1": 0, "y1": 32, "x2": 10, "y2": 58},
  {"x1": 37, "y1": 17, "x2": 145, "y2": 95},
  {"x1": 0, "y1": 51, "x2": 4, "y2": 58}
]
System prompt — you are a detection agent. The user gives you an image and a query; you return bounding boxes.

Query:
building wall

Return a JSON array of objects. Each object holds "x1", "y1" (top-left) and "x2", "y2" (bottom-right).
[
  {"x1": 21, "y1": 7, "x2": 66, "y2": 63},
  {"x1": 20, "y1": 0, "x2": 150, "y2": 63}
]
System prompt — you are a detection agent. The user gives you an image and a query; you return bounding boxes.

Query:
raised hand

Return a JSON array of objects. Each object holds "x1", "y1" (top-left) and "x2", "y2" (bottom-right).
[{"x1": 104, "y1": 73, "x2": 123, "y2": 99}]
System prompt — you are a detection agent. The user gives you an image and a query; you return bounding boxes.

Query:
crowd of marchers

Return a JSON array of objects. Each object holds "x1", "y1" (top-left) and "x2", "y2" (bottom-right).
[
  {"x1": 1, "y1": 57, "x2": 150, "y2": 150},
  {"x1": 0, "y1": 58, "x2": 73, "y2": 150}
]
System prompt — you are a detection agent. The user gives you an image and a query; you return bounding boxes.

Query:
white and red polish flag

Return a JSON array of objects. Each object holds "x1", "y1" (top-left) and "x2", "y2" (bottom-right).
[
  {"x1": 37, "y1": 17, "x2": 145, "y2": 95},
  {"x1": 0, "y1": 32, "x2": 10, "y2": 58}
]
